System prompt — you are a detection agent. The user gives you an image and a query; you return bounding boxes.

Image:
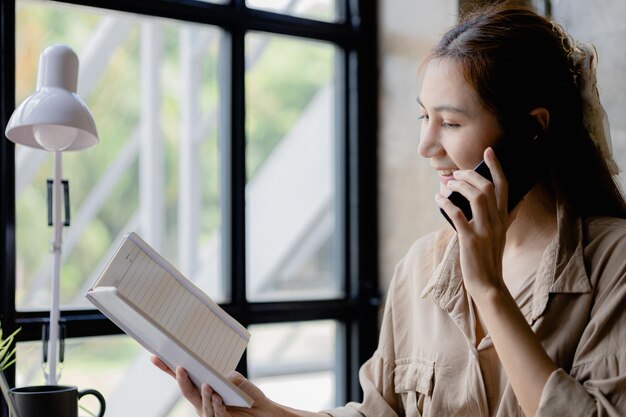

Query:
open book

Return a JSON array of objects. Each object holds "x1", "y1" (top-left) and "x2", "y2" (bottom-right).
[{"x1": 85, "y1": 232, "x2": 253, "y2": 407}]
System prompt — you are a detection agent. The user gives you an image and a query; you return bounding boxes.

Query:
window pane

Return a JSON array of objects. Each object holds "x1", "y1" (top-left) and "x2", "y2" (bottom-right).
[
  {"x1": 16, "y1": 335, "x2": 193, "y2": 416},
  {"x1": 245, "y1": 33, "x2": 341, "y2": 301},
  {"x1": 15, "y1": 324, "x2": 341, "y2": 415},
  {"x1": 246, "y1": 0, "x2": 338, "y2": 22},
  {"x1": 247, "y1": 321, "x2": 340, "y2": 410},
  {"x1": 16, "y1": 336, "x2": 139, "y2": 387},
  {"x1": 15, "y1": 0, "x2": 225, "y2": 311}
]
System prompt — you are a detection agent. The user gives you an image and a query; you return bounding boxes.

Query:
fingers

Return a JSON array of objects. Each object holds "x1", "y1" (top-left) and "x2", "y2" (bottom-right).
[
  {"x1": 166, "y1": 366, "x2": 233, "y2": 417},
  {"x1": 210, "y1": 390, "x2": 230, "y2": 417},
  {"x1": 442, "y1": 174, "x2": 497, "y2": 230},
  {"x1": 226, "y1": 370, "x2": 260, "y2": 403},
  {"x1": 226, "y1": 370, "x2": 246, "y2": 386},
  {"x1": 150, "y1": 356, "x2": 176, "y2": 378},
  {"x1": 436, "y1": 193, "x2": 472, "y2": 234},
  {"x1": 176, "y1": 367, "x2": 203, "y2": 412},
  {"x1": 441, "y1": 148, "x2": 507, "y2": 229},
  {"x1": 202, "y1": 385, "x2": 231, "y2": 417},
  {"x1": 483, "y1": 147, "x2": 508, "y2": 220},
  {"x1": 201, "y1": 384, "x2": 216, "y2": 417}
]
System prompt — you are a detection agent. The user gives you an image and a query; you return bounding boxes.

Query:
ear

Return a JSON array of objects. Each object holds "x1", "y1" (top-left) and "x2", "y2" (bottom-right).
[{"x1": 529, "y1": 107, "x2": 550, "y2": 131}]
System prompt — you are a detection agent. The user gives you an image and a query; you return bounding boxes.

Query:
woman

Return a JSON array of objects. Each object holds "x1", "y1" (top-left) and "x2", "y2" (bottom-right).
[{"x1": 153, "y1": 3, "x2": 626, "y2": 416}]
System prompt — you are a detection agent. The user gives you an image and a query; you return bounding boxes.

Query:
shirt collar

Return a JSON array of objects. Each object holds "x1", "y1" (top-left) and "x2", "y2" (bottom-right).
[{"x1": 421, "y1": 198, "x2": 591, "y2": 321}]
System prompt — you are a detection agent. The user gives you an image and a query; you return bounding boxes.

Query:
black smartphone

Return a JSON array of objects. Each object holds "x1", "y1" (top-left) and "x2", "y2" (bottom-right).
[{"x1": 440, "y1": 117, "x2": 549, "y2": 228}]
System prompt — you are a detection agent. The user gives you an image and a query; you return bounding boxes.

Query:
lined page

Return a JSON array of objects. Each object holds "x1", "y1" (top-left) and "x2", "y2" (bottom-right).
[{"x1": 96, "y1": 235, "x2": 247, "y2": 373}]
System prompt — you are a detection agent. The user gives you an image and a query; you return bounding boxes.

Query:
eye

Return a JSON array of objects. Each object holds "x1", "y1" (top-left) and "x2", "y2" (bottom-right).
[
  {"x1": 418, "y1": 114, "x2": 429, "y2": 122},
  {"x1": 442, "y1": 122, "x2": 460, "y2": 129}
]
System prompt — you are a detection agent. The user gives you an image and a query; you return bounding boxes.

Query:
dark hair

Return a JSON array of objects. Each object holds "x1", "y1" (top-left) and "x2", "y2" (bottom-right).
[{"x1": 423, "y1": 2, "x2": 626, "y2": 218}]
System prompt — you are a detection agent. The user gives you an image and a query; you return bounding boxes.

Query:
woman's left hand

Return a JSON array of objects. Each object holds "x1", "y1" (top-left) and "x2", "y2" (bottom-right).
[
  {"x1": 435, "y1": 147, "x2": 510, "y2": 300},
  {"x1": 151, "y1": 356, "x2": 283, "y2": 417}
]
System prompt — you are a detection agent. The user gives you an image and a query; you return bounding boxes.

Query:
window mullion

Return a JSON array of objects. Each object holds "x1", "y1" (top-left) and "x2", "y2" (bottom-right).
[
  {"x1": 226, "y1": 24, "x2": 247, "y2": 310},
  {"x1": 0, "y1": 1, "x2": 17, "y2": 416},
  {"x1": 345, "y1": 0, "x2": 380, "y2": 403},
  {"x1": 220, "y1": 15, "x2": 249, "y2": 376}
]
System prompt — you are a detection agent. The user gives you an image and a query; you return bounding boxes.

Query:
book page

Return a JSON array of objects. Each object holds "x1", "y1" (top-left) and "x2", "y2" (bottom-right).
[{"x1": 94, "y1": 234, "x2": 247, "y2": 374}]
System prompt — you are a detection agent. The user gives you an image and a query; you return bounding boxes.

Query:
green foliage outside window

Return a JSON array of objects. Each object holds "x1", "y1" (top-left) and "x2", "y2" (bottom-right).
[{"x1": 15, "y1": 0, "x2": 334, "y2": 309}]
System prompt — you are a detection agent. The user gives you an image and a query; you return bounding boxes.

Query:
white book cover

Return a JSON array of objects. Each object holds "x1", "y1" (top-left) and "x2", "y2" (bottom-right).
[{"x1": 85, "y1": 232, "x2": 253, "y2": 407}]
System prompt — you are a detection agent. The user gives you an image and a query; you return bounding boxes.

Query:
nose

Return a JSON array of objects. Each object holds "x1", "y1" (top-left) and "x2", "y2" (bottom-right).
[{"x1": 417, "y1": 122, "x2": 444, "y2": 158}]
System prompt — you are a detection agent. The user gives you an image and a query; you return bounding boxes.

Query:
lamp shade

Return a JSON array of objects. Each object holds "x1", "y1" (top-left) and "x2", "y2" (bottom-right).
[{"x1": 5, "y1": 44, "x2": 98, "y2": 151}]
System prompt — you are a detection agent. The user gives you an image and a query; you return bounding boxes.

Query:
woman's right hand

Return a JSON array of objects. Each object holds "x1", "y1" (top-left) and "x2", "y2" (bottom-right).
[{"x1": 151, "y1": 356, "x2": 286, "y2": 417}]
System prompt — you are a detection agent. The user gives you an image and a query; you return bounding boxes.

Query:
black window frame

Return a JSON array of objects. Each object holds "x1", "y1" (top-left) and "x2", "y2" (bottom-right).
[{"x1": 0, "y1": 0, "x2": 378, "y2": 414}]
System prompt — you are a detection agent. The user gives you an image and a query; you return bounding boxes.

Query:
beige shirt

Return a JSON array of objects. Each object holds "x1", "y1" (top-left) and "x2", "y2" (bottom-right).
[{"x1": 326, "y1": 204, "x2": 626, "y2": 417}]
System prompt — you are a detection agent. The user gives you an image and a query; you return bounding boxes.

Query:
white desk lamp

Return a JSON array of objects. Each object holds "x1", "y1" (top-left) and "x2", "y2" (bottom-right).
[{"x1": 5, "y1": 44, "x2": 99, "y2": 385}]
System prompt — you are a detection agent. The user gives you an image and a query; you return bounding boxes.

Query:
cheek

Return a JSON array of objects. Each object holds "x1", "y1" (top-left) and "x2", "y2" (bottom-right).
[
  {"x1": 443, "y1": 141, "x2": 476, "y2": 169},
  {"x1": 448, "y1": 131, "x2": 497, "y2": 169},
  {"x1": 461, "y1": 149, "x2": 485, "y2": 169}
]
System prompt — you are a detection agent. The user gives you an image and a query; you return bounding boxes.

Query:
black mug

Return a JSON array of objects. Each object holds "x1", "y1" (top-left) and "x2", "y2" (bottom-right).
[{"x1": 9, "y1": 385, "x2": 105, "y2": 417}]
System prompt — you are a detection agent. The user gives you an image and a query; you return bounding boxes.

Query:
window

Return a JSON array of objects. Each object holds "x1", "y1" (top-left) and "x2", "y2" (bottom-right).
[{"x1": 0, "y1": 0, "x2": 378, "y2": 416}]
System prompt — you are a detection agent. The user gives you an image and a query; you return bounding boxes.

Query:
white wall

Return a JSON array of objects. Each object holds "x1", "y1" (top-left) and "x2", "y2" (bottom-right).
[
  {"x1": 552, "y1": 1, "x2": 626, "y2": 187},
  {"x1": 378, "y1": 0, "x2": 457, "y2": 294}
]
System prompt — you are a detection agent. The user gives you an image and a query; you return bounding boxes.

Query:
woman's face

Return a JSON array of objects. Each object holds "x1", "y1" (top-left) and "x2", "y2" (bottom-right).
[{"x1": 417, "y1": 58, "x2": 502, "y2": 196}]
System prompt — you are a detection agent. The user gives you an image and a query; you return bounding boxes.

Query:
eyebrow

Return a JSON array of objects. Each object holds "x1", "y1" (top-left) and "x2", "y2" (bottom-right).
[{"x1": 416, "y1": 97, "x2": 470, "y2": 115}]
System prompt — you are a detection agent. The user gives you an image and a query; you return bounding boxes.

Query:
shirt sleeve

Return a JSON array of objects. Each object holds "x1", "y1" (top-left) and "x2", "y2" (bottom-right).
[
  {"x1": 536, "y1": 358, "x2": 626, "y2": 417},
  {"x1": 537, "y1": 233, "x2": 626, "y2": 417},
  {"x1": 324, "y1": 352, "x2": 400, "y2": 417},
  {"x1": 324, "y1": 259, "x2": 408, "y2": 417}
]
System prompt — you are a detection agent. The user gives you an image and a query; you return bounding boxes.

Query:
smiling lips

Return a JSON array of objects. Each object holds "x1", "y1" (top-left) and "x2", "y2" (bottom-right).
[{"x1": 437, "y1": 169, "x2": 456, "y2": 185}]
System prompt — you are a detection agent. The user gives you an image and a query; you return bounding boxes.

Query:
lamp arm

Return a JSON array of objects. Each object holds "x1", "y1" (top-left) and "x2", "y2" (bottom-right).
[{"x1": 46, "y1": 151, "x2": 63, "y2": 385}]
